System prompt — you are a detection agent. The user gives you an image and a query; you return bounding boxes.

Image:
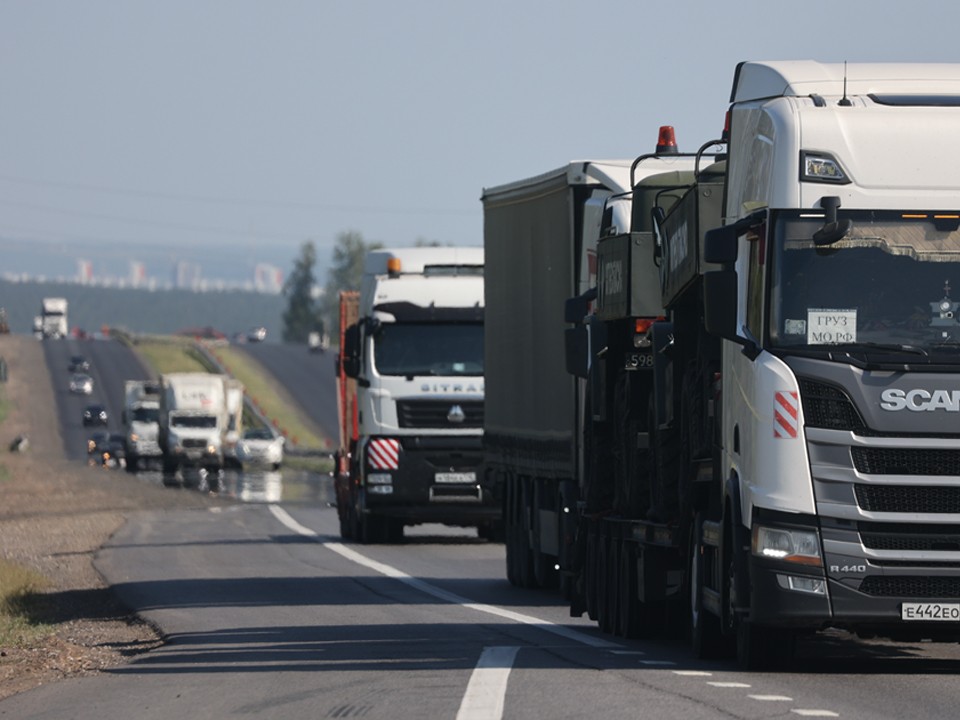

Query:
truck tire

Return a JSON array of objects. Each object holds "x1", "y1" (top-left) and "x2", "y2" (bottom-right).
[
  {"x1": 359, "y1": 514, "x2": 399, "y2": 544},
  {"x1": 614, "y1": 371, "x2": 650, "y2": 518},
  {"x1": 601, "y1": 536, "x2": 618, "y2": 635},
  {"x1": 647, "y1": 398, "x2": 680, "y2": 523},
  {"x1": 506, "y1": 507, "x2": 536, "y2": 588},
  {"x1": 735, "y1": 620, "x2": 796, "y2": 671},
  {"x1": 690, "y1": 514, "x2": 725, "y2": 658},
  {"x1": 338, "y1": 504, "x2": 354, "y2": 540},
  {"x1": 531, "y1": 481, "x2": 559, "y2": 589},
  {"x1": 385, "y1": 518, "x2": 404, "y2": 543},
  {"x1": 585, "y1": 524, "x2": 599, "y2": 621},
  {"x1": 725, "y1": 522, "x2": 795, "y2": 670},
  {"x1": 478, "y1": 520, "x2": 504, "y2": 543},
  {"x1": 617, "y1": 540, "x2": 648, "y2": 639}
]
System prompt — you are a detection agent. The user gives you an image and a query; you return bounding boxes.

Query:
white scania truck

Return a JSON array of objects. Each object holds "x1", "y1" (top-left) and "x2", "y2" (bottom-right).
[
  {"x1": 489, "y1": 60, "x2": 960, "y2": 669},
  {"x1": 334, "y1": 247, "x2": 498, "y2": 543},
  {"x1": 679, "y1": 61, "x2": 960, "y2": 665}
]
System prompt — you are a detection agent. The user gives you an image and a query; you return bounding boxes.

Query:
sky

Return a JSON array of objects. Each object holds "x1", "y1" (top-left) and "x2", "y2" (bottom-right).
[{"x1": 1, "y1": 0, "x2": 957, "y2": 285}]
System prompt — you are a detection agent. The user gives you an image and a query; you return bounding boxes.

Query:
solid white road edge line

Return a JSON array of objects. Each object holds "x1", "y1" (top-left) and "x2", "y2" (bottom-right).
[
  {"x1": 455, "y1": 646, "x2": 520, "y2": 720},
  {"x1": 267, "y1": 504, "x2": 619, "y2": 650}
]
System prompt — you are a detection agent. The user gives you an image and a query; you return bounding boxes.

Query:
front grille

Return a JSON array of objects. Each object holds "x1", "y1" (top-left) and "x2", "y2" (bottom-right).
[
  {"x1": 182, "y1": 439, "x2": 208, "y2": 449},
  {"x1": 859, "y1": 576, "x2": 960, "y2": 598},
  {"x1": 855, "y1": 484, "x2": 960, "y2": 514},
  {"x1": 853, "y1": 447, "x2": 960, "y2": 476},
  {"x1": 798, "y1": 378, "x2": 867, "y2": 432},
  {"x1": 397, "y1": 400, "x2": 483, "y2": 429},
  {"x1": 860, "y1": 522, "x2": 960, "y2": 551}
]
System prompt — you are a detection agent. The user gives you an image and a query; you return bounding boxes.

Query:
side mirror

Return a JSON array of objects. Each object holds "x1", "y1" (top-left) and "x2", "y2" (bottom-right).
[
  {"x1": 342, "y1": 323, "x2": 361, "y2": 379},
  {"x1": 363, "y1": 316, "x2": 382, "y2": 337},
  {"x1": 813, "y1": 196, "x2": 852, "y2": 246},
  {"x1": 564, "y1": 327, "x2": 589, "y2": 378},
  {"x1": 703, "y1": 270, "x2": 738, "y2": 339},
  {"x1": 564, "y1": 288, "x2": 596, "y2": 324},
  {"x1": 703, "y1": 270, "x2": 760, "y2": 359},
  {"x1": 704, "y1": 225, "x2": 739, "y2": 264},
  {"x1": 650, "y1": 206, "x2": 666, "y2": 264}
]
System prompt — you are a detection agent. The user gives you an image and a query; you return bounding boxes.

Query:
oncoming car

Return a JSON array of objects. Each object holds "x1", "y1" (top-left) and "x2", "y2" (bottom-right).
[
  {"x1": 68, "y1": 355, "x2": 90, "y2": 372},
  {"x1": 236, "y1": 427, "x2": 284, "y2": 470},
  {"x1": 87, "y1": 432, "x2": 126, "y2": 469},
  {"x1": 69, "y1": 373, "x2": 94, "y2": 395},
  {"x1": 82, "y1": 404, "x2": 108, "y2": 427}
]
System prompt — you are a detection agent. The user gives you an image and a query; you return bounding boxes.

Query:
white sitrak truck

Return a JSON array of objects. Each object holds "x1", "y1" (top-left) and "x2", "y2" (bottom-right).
[{"x1": 334, "y1": 247, "x2": 499, "y2": 543}]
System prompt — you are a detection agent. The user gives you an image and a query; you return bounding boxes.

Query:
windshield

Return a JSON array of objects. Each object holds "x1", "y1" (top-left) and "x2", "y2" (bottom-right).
[
  {"x1": 132, "y1": 407, "x2": 159, "y2": 423},
  {"x1": 171, "y1": 414, "x2": 218, "y2": 429},
  {"x1": 770, "y1": 210, "x2": 960, "y2": 355},
  {"x1": 372, "y1": 322, "x2": 483, "y2": 376}
]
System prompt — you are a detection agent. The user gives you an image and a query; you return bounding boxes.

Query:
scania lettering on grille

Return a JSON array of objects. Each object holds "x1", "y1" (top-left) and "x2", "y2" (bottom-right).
[
  {"x1": 367, "y1": 438, "x2": 400, "y2": 469},
  {"x1": 880, "y1": 388, "x2": 960, "y2": 412}
]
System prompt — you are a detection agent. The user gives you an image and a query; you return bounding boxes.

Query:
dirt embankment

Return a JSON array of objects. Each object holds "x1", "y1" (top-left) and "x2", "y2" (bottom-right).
[{"x1": 0, "y1": 334, "x2": 215, "y2": 701}]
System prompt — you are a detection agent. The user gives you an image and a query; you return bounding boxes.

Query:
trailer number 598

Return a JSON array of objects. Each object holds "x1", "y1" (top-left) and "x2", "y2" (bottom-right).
[{"x1": 626, "y1": 352, "x2": 654, "y2": 370}]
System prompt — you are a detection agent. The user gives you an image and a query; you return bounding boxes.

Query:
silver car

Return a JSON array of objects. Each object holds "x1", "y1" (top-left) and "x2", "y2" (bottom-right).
[
  {"x1": 69, "y1": 373, "x2": 93, "y2": 395},
  {"x1": 236, "y1": 427, "x2": 284, "y2": 470}
]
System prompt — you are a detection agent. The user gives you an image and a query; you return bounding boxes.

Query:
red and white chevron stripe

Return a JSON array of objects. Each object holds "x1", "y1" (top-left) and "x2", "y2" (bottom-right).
[
  {"x1": 367, "y1": 438, "x2": 400, "y2": 470},
  {"x1": 774, "y1": 391, "x2": 799, "y2": 439}
]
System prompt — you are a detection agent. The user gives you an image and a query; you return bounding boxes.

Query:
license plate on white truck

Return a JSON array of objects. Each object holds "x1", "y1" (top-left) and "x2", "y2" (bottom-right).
[
  {"x1": 435, "y1": 472, "x2": 476, "y2": 484},
  {"x1": 901, "y1": 603, "x2": 960, "y2": 621}
]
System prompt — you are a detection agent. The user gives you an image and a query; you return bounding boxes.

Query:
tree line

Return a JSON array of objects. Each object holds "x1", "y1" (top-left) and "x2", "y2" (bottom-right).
[{"x1": 281, "y1": 231, "x2": 445, "y2": 344}]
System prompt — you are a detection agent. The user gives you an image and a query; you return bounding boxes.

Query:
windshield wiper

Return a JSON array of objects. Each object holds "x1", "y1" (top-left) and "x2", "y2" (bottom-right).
[{"x1": 827, "y1": 342, "x2": 929, "y2": 357}]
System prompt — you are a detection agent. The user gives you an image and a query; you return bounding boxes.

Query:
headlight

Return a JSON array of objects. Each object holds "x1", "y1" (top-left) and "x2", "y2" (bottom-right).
[{"x1": 752, "y1": 525, "x2": 822, "y2": 567}]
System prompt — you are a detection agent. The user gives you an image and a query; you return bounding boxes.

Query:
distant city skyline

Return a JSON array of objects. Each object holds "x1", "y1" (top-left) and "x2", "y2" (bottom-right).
[{"x1": 0, "y1": 233, "x2": 296, "y2": 293}]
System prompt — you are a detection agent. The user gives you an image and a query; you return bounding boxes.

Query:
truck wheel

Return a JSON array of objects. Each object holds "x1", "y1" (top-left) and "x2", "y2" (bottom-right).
[
  {"x1": 601, "y1": 536, "x2": 618, "y2": 635},
  {"x1": 617, "y1": 540, "x2": 648, "y2": 639},
  {"x1": 478, "y1": 520, "x2": 504, "y2": 543},
  {"x1": 506, "y1": 512, "x2": 535, "y2": 587},
  {"x1": 647, "y1": 398, "x2": 680, "y2": 522},
  {"x1": 531, "y1": 482, "x2": 558, "y2": 589},
  {"x1": 690, "y1": 514, "x2": 725, "y2": 658},
  {"x1": 360, "y1": 515, "x2": 390, "y2": 544},
  {"x1": 735, "y1": 620, "x2": 795, "y2": 671},
  {"x1": 725, "y1": 529, "x2": 795, "y2": 670},
  {"x1": 338, "y1": 505, "x2": 354, "y2": 540},
  {"x1": 597, "y1": 535, "x2": 613, "y2": 634},
  {"x1": 505, "y1": 516, "x2": 519, "y2": 585},
  {"x1": 385, "y1": 518, "x2": 404, "y2": 543},
  {"x1": 585, "y1": 525, "x2": 599, "y2": 621}
]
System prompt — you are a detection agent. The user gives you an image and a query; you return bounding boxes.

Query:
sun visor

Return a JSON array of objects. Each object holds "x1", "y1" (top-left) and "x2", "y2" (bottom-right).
[{"x1": 373, "y1": 301, "x2": 483, "y2": 322}]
